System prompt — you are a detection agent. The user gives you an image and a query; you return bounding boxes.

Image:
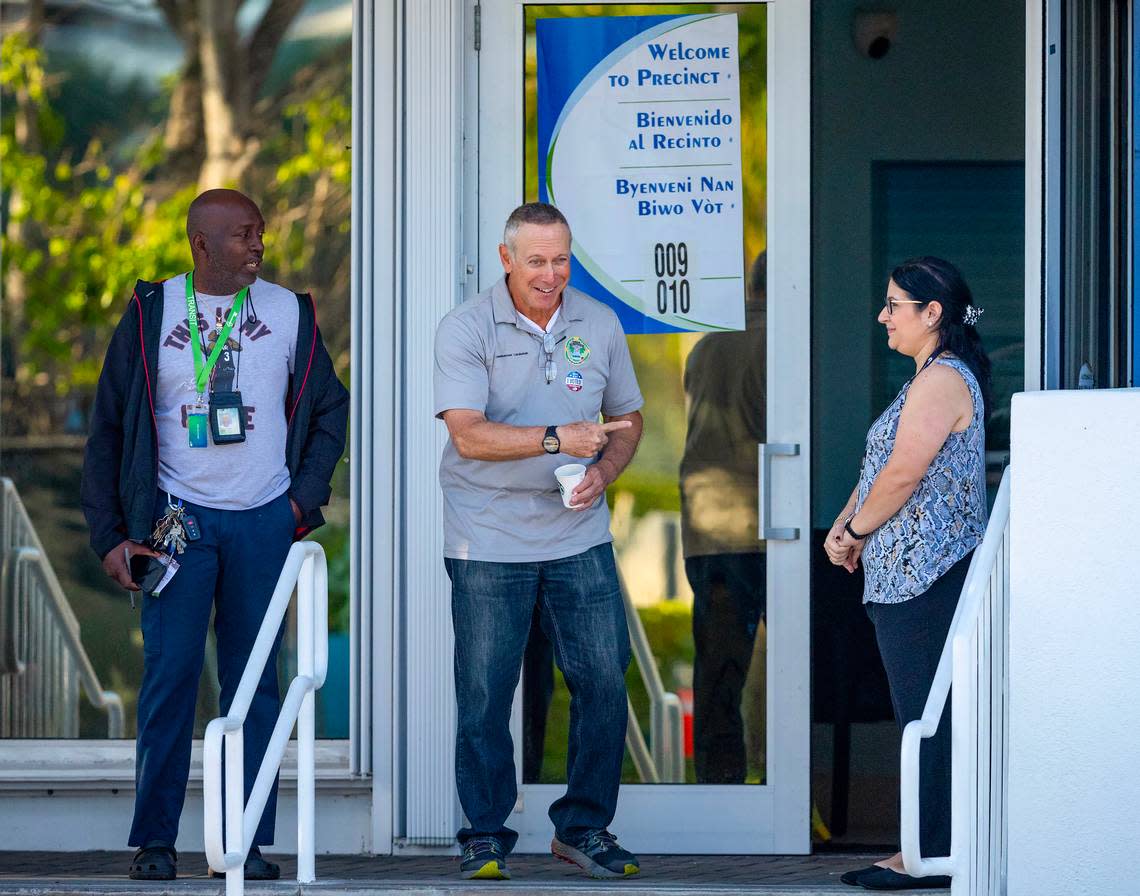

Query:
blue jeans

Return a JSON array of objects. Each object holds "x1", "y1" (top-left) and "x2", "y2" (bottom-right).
[
  {"x1": 129, "y1": 490, "x2": 295, "y2": 848},
  {"x1": 445, "y1": 543, "x2": 631, "y2": 852}
]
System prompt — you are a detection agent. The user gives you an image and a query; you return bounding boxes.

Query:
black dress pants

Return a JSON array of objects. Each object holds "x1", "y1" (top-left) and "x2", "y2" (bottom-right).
[
  {"x1": 864, "y1": 551, "x2": 973, "y2": 857},
  {"x1": 686, "y1": 553, "x2": 767, "y2": 784}
]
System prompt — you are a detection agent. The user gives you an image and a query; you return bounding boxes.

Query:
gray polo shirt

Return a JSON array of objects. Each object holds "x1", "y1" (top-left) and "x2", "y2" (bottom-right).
[{"x1": 434, "y1": 277, "x2": 643, "y2": 562}]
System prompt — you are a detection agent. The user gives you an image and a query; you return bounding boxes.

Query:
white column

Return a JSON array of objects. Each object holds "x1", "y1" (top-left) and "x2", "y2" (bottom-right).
[
  {"x1": 1008, "y1": 390, "x2": 1140, "y2": 895},
  {"x1": 399, "y1": 0, "x2": 466, "y2": 847},
  {"x1": 352, "y1": 0, "x2": 399, "y2": 854}
]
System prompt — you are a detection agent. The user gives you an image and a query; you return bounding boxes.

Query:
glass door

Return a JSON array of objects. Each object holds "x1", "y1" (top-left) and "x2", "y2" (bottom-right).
[{"x1": 473, "y1": 0, "x2": 809, "y2": 853}]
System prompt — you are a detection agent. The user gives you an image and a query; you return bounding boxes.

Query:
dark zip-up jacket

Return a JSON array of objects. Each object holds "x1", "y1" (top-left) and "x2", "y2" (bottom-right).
[{"x1": 81, "y1": 278, "x2": 349, "y2": 561}]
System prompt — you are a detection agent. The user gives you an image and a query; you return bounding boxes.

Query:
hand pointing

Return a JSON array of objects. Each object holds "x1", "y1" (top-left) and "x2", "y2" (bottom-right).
[{"x1": 555, "y1": 420, "x2": 633, "y2": 457}]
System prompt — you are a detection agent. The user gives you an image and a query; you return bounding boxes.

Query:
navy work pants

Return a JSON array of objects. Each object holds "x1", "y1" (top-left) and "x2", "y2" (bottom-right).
[{"x1": 129, "y1": 490, "x2": 295, "y2": 848}]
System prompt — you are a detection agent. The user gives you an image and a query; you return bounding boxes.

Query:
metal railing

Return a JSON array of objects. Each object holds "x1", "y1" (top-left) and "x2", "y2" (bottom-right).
[
  {"x1": 203, "y1": 541, "x2": 328, "y2": 896},
  {"x1": 0, "y1": 477, "x2": 124, "y2": 738},
  {"x1": 900, "y1": 467, "x2": 1010, "y2": 895},
  {"x1": 617, "y1": 566, "x2": 685, "y2": 784}
]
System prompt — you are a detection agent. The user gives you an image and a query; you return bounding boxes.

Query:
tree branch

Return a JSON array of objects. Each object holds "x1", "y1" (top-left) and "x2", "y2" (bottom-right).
[
  {"x1": 197, "y1": 0, "x2": 242, "y2": 189},
  {"x1": 245, "y1": 0, "x2": 305, "y2": 102},
  {"x1": 155, "y1": 0, "x2": 194, "y2": 40}
]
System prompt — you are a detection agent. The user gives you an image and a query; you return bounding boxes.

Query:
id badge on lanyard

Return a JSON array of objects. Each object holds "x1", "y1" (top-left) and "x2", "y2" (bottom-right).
[
  {"x1": 208, "y1": 391, "x2": 245, "y2": 443},
  {"x1": 187, "y1": 402, "x2": 209, "y2": 448},
  {"x1": 185, "y1": 274, "x2": 248, "y2": 447}
]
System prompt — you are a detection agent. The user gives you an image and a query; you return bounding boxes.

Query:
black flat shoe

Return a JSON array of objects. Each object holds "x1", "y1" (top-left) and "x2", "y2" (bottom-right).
[
  {"x1": 841, "y1": 865, "x2": 885, "y2": 886},
  {"x1": 129, "y1": 845, "x2": 177, "y2": 881},
  {"x1": 208, "y1": 846, "x2": 281, "y2": 881},
  {"x1": 244, "y1": 847, "x2": 281, "y2": 881},
  {"x1": 859, "y1": 867, "x2": 951, "y2": 890}
]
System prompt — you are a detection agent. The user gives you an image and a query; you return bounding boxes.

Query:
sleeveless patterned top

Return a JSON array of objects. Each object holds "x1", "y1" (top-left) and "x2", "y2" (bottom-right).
[{"x1": 857, "y1": 356, "x2": 987, "y2": 604}]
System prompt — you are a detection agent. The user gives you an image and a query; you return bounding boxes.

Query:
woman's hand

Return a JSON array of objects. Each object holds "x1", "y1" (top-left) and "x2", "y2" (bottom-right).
[
  {"x1": 824, "y1": 517, "x2": 865, "y2": 573},
  {"x1": 824, "y1": 519, "x2": 852, "y2": 568},
  {"x1": 824, "y1": 489, "x2": 862, "y2": 572},
  {"x1": 836, "y1": 527, "x2": 865, "y2": 573}
]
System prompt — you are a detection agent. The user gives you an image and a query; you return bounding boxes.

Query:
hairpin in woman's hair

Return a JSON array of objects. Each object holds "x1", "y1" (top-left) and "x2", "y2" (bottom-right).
[{"x1": 962, "y1": 305, "x2": 984, "y2": 326}]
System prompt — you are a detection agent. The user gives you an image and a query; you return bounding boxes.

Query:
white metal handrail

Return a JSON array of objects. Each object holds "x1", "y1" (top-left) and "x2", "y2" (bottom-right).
[
  {"x1": 203, "y1": 541, "x2": 328, "y2": 896},
  {"x1": 900, "y1": 466, "x2": 1010, "y2": 894},
  {"x1": 0, "y1": 477, "x2": 124, "y2": 737},
  {"x1": 616, "y1": 566, "x2": 685, "y2": 784}
]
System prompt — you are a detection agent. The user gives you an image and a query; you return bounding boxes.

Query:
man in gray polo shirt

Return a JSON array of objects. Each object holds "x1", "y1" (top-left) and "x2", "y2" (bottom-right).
[{"x1": 434, "y1": 203, "x2": 643, "y2": 881}]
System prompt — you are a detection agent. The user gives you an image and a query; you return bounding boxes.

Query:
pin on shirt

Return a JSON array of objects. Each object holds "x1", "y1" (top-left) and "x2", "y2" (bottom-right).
[{"x1": 564, "y1": 336, "x2": 590, "y2": 366}]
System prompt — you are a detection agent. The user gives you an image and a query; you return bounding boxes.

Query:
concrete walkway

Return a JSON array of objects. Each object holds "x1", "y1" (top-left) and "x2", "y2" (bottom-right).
[{"x1": 0, "y1": 852, "x2": 949, "y2": 896}]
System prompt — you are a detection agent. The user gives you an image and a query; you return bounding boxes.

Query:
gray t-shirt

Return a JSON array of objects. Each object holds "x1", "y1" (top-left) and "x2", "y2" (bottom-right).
[
  {"x1": 434, "y1": 277, "x2": 643, "y2": 562},
  {"x1": 155, "y1": 273, "x2": 298, "y2": 510}
]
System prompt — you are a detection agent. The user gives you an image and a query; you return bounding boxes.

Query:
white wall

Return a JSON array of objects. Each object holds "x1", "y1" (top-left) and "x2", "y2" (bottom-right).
[
  {"x1": 811, "y1": 0, "x2": 1025, "y2": 526},
  {"x1": 0, "y1": 787, "x2": 373, "y2": 854},
  {"x1": 1008, "y1": 390, "x2": 1140, "y2": 896},
  {"x1": 0, "y1": 741, "x2": 372, "y2": 853}
]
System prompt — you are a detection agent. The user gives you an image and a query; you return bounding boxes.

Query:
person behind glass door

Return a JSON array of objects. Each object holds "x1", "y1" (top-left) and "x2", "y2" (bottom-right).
[
  {"x1": 825, "y1": 257, "x2": 990, "y2": 891},
  {"x1": 679, "y1": 251, "x2": 767, "y2": 784},
  {"x1": 433, "y1": 203, "x2": 644, "y2": 881}
]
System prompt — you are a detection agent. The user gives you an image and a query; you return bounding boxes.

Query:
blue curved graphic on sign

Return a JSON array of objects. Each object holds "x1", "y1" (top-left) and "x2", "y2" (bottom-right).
[
  {"x1": 537, "y1": 15, "x2": 699, "y2": 335},
  {"x1": 544, "y1": 15, "x2": 709, "y2": 174}
]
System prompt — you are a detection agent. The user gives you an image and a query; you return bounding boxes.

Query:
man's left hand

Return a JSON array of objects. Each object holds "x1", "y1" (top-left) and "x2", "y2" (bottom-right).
[
  {"x1": 290, "y1": 498, "x2": 303, "y2": 524},
  {"x1": 568, "y1": 463, "x2": 609, "y2": 511}
]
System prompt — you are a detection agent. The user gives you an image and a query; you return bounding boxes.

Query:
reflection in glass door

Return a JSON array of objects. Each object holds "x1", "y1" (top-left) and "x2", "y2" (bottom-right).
[
  {"x1": 475, "y1": 0, "x2": 809, "y2": 852},
  {"x1": 519, "y1": 4, "x2": 769, "y2": 791}
]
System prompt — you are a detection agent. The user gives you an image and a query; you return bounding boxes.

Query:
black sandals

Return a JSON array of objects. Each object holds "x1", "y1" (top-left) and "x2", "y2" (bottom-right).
[{"x1": 128, "y1": 845, "x2": 177, "y2": 880}]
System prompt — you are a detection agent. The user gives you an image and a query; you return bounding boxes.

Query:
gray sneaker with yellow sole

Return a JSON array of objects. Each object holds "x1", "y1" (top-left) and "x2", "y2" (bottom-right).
[
  {"x1": 460, "y1": 837, "x2": 510, "y2": 880},
  {"x1": 552, "y1": 830, "x2": 640, "y2": 879}
]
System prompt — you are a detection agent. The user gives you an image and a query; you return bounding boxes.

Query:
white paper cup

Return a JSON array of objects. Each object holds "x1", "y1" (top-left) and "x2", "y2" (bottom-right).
[{"x1": 555, "y1": 463, "x2": 587, "y2": 508}]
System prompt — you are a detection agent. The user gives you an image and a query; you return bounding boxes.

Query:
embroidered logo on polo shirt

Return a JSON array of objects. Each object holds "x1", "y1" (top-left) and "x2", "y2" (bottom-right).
[
  {"x1": 564, "y1": 336, "x2": 590, "y2": 366},
  {"x1": 565, "y1": 370, "x2": 583, "y2": 392}
]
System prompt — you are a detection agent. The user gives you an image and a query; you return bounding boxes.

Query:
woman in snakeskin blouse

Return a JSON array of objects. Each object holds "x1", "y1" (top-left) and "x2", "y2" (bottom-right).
[{"x1": 825, "y1": 257, "x2": 991, "y2": 892}]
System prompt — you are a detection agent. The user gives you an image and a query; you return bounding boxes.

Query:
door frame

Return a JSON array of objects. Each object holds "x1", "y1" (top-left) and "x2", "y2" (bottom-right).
[{"x1": 469, "y1": 0, "x2": 811, "y2": 854}]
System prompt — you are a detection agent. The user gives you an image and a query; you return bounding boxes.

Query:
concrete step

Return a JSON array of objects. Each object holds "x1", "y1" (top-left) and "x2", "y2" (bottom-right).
[
  {"x1": 0, "y1": 885, "x2": 856, "y2": 896},
  {"x1": 0, "y1": 852, "x2": 950, "y2": 896}
]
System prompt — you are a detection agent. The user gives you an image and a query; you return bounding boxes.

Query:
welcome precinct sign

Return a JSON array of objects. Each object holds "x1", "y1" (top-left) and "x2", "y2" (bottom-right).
[{"x1": 536, "y1": 13, "x2": 746, "y2": 334}]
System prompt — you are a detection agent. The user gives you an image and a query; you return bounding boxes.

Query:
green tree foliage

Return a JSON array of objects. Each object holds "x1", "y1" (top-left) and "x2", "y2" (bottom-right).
[
  {"x1": 0, "y1": 30, "x2": 352, "y2": 399},
  {"x1": 1, "y1": 25, "x2": 354, "y2": 735},
  {"x1": 2, "y1": 32, "x2": 191, "y2": 390}
]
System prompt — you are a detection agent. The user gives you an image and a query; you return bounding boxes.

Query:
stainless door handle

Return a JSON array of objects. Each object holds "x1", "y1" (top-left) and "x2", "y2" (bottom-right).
[{"x1": 758, "y1": 442, "x2": 800, "y2": 540}]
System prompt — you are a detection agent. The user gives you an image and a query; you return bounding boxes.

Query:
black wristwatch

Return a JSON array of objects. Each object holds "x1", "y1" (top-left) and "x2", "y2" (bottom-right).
[
  {"x1": 542, "y1": 425, "x2": 561, "y2": 454},
  {"x1": 844, "y1": 516, "x2": 870, "y2": 541}
]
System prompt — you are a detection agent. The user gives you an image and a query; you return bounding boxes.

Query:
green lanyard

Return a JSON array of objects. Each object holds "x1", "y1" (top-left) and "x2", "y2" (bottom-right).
[{"x1": 185, "y1": 273, "x2": 247, "y2": 397}]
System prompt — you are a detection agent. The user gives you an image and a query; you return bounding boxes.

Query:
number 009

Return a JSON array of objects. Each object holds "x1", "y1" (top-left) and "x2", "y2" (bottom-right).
[
  {"x1": 654, "y1": 242, "x2": 691, "y2": 314},
  {"x1": 653, "y1": 242, "x2": 689, "y2": 277}
]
